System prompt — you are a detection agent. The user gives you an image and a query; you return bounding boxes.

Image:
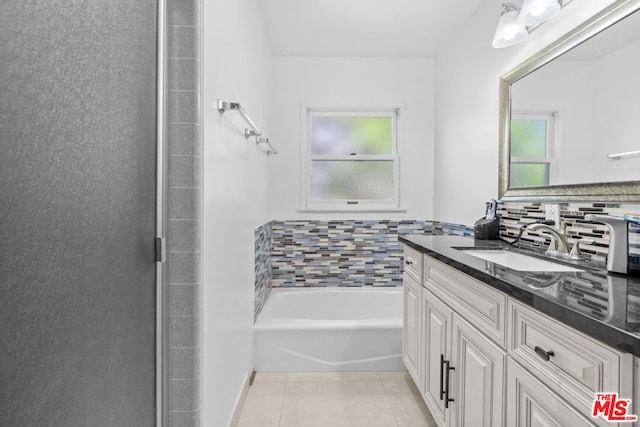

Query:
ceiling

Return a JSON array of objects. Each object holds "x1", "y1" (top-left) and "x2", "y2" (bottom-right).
[{"x1": 256, "y1": 0, "x2": 486, "y2": 57}]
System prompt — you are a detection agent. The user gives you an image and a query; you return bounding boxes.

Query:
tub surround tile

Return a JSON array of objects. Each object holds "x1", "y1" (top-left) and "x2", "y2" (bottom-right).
[
  {"x1": 168, "y1": 251, "x2": 201, "y2": 284},
  {"x1": 168, "y1": 188, "x2": 200, "y2": 220},
  {"x1": 167, "y1": 0, "x2": 200, "y2": 26},
  {"x1": 254, "y1": 222, "x2": 272, "y2": 321},
  {"x1": 169, "y1": 155, "x2": 199, "y2": 189},
  {"x1": 270, "y1": 220, "x2": 434, "y2": 288}
]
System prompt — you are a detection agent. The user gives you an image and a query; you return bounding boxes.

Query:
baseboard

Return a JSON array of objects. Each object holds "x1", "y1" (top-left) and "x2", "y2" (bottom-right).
[{"x1": 228, "y1": 371, "x2": 251, "y2": 427}]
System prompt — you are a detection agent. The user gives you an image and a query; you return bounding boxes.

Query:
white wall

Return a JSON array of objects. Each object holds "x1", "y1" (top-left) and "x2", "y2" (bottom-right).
[
  {"x1": 269, "y1": 57, "x2": 435, "y2": 220},
  {"x1": 592, "y1": 38, "x2": 640, "y2": 180},
  {"x1": 511, "y1": 60, "x2": 595, "y2": 185},
  {"x1": 433, "y1": 0, "x2": 616, "y2": 226},
  {"x1": 202, "y1": 0, "x2": 271, "y2": 425}
]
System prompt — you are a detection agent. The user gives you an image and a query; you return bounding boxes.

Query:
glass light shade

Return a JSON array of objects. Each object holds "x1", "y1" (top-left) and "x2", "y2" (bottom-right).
[
  {"x1": 492, "y1": 10, "x2": 528, "y2": 48},
  {"x1": 517, "y1": 0, "x2": 561, "y2": 26}
]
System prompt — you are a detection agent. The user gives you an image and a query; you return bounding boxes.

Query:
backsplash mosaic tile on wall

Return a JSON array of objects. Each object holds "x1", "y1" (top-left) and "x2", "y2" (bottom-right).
[
  {"x1": 498, "y1": 202, "x2": 640, "y2": 267},
  {"x1": 270, "y1": 220, "x2": 434, "y2": 288}
]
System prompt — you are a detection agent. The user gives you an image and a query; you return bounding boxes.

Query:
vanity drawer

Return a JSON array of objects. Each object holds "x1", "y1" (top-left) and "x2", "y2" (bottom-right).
[
  {"x1": 508, "y1": 299, "x2": 633, "y2": 426},
  {"x1": 403, "y1": 246, "x2": 423, "y2": 282},
  {"x1": 424, "y1": 255, "x2": 506, "y2": 347}
]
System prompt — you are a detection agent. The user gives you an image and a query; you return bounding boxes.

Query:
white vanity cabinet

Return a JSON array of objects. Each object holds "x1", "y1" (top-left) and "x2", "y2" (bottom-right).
[
  {"x1": 402, "y1": 246, "x2": 423, "y2": 386},
  {"x1": 420, "y1": 256, "x2": 507, "y2": 427},
  {"x1": 402, "y1": 244, "x2": 638, "y2": 427}
]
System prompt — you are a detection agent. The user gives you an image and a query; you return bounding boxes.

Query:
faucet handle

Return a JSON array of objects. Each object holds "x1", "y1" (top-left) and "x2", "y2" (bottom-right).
[
  {"x1": 569, "y1": 239, "x2": 594, "y2": 260},
  {"x1": 545, "y1": 236, "x2": 559, "y2": 256}
]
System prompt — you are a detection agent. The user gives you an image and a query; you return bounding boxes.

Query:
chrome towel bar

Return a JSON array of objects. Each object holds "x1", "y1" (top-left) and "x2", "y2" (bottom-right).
[
  {"x1": 607, "y1": 150, "x2": 640, "y2": 160},
  {"x1": 216, "y1": 98, "x2": 278, "y2": 155},
  {"x1": 257, "y1": 137, "x2": 277, "y2": 155}
]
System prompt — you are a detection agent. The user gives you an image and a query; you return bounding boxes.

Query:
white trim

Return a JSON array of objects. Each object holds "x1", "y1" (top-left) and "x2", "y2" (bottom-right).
[
  {"x1": 301, "y1": 107, "x2": 400, "y2": 211},
  {"x1": 228, "y1": 372, "x2": 251, "y2": 427}
]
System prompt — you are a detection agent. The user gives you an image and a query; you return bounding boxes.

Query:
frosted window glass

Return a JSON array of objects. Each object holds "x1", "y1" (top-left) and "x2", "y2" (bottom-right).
[
  {"x1": 311, "y1": 161, "x2": 394, "y2": 200},
  {"x1": 511, "y1": 119, "x2": 547, "y2": 158},
  {"x1": 311, "y1": 117, "x2": 393, "y2": 155},
  {"x1": 510, "y1": 163, "x2": 549, "y2": 187}
]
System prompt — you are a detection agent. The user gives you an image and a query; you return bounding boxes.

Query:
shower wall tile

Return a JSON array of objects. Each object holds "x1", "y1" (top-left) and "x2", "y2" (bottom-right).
[
  {"x1": 169, "y1": 59, "x2": 199, "y2": 91},
  {"x1": 168, "y1": 91, "x2": 200, "y2": 124},
  {"x1": 168, "y1": 251, "x2": 200, "y2": 283},
  {"x1": 169, "y1": 379, "x2": 200, "y2": 411},
  {"x1": 169, "y1": 124, "x2": 200, "y2": 155},
  {"x1": 169, "y1": 347, "x2": 201, "y2": 380},
  {"x1": 169, "y1": 410, "x2": 200, "y2": 427},
  {"x1": 168, "y1": 188, "x2": 200, "y2": 219},
  {"x1": 166, "y1": 0, "x2": 201, "y2": 424},
  {"x1": 169, "y1": 155, "x2": 199, "y2": 188},
  {"x1": 168, "y1": 26, "x2": 200, "y2": 59},
  {"x1": 168, "y1": 0, "x2": 200, "y2": 26},
  {"x1": 169, "y1": 219, "x2": 200, "y2": 251},
  {"x1": 169, "y1": 284, "x2": 199, "y2": 316},
  {"x1": 270, "y1": 220, "x2": 434, "y2": 288},
  {"x1": 169, "y1": 315, "x2": 200, "y2": 348}
]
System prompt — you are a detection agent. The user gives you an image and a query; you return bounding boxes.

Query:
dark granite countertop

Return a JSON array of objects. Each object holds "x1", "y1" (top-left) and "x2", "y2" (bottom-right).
[{"x1": 399, "y1": 234, "x2": 640, "y2": 357}]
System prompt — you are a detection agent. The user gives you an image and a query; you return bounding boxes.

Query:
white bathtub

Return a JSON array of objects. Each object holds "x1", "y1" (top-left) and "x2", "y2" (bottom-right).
[{"x1": 254, "y1": 287, "x2": 404, "y2": 372}]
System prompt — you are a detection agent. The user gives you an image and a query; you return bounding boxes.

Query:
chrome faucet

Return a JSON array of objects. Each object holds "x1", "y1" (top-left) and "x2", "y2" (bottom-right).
[{"x1": 527, "y1": 223, "x2": 570, "y2": 257}]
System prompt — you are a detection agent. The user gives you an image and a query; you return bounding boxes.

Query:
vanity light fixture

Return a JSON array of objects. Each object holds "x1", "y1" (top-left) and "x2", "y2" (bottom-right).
[
  {"x1": 492, "y1": 3, "x2": 529, "y2": 48},
  {"x1": 518, "y1": 0, "x2": 561, "y2": 26}
]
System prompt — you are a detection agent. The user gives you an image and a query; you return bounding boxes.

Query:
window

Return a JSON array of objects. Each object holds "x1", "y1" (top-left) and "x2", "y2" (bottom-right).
[
  {"x1": 302, "y1": 109, "x2": 399, "y2": 210},
  {"x1": 510, "y1": 112, "x2": 557, "y2": 188}
]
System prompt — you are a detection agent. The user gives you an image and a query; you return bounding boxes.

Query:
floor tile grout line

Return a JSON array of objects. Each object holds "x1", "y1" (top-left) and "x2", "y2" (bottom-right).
[{"x1": 380, "y1": 379, "x2": 402, "y2": 427}]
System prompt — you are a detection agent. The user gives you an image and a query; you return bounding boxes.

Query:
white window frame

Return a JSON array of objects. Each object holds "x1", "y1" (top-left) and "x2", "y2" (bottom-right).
[
  {"x1": 510, "y1": 111, "x2": 558, "y2": 186},
  {"x1": 301, "y1": 107, "x2": 400, "y2": 211}
]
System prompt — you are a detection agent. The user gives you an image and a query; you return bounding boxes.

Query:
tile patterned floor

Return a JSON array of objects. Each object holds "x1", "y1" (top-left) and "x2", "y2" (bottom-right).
[{"x1": 236, "y1": 371, "x2": 438, "y2": 427}]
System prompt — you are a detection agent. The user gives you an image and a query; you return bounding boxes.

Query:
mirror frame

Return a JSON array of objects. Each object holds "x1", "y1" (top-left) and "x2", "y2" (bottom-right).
[{"x1": 498, "y1": 0, "x2": 640, "y2": 202}]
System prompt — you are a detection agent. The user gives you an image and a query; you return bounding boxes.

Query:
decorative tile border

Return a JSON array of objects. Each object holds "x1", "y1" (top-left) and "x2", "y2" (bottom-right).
[
  {"x1": 498, "y1": 202, "x2": 640, "y2": 268},
  {"x1": 269, "y1": 220, "x2": 434, "y2": 288}
]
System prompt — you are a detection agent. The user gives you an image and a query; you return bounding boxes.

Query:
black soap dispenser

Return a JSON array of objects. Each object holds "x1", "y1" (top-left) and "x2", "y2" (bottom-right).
[{"x1": 475, "y1": 199, "x2": 500, "y2": 240}]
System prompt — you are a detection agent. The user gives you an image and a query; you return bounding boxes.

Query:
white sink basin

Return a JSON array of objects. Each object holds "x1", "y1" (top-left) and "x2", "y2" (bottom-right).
[{"x1": 461, "y1": 250, "x2": 583, "y2": 272}]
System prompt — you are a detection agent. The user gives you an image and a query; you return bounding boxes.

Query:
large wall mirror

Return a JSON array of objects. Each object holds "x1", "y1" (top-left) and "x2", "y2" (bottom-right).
[{"x1": 499, "y1": 0, "x2": 640, "y2": 202}]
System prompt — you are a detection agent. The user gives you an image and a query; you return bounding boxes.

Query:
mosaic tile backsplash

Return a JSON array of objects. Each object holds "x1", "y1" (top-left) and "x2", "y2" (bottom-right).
[
  {"x1": 254, "y1": 222, "x2": 271, "y2": 321},
  {"x1": 270, "y1": 220, "x2": 435, "y2": 288},
  {"x1": 498, "y1": 202, "x2": 640, "y2": 268}
]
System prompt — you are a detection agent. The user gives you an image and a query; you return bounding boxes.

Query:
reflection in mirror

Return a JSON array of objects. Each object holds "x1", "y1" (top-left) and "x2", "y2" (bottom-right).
[
  {"x1": 511, "y1": 8, "x2": 640, "y2": 188},
  {"x1": 499, "y1": 0, "x2": 640, "y2": 201}
]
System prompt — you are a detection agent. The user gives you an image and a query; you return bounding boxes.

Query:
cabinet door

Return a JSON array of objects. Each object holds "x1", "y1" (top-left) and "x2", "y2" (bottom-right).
[
  {"x1": 403, "y1": 272, "x2": 421, "y2": 385},
  {"x1": 507, "y1": 358, "x2": 594, "y2": 427},
  {"x1": 422, "y1": 289, "x2": 451, "y2": 427},
  {"x1": 450, "y1": 314, "x2": 506, "y2": 427}
]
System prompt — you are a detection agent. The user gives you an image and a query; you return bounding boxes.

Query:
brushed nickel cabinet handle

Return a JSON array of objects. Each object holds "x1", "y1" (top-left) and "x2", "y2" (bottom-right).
[{"x1": 534, "y1": 346, "x2": 555, "y2": 361}]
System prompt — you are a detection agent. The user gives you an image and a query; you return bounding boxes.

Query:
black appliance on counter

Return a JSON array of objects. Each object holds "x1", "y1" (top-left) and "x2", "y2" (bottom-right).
[{"x1": 474, "y1": 199, "x2": 500, "y2": 240}]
